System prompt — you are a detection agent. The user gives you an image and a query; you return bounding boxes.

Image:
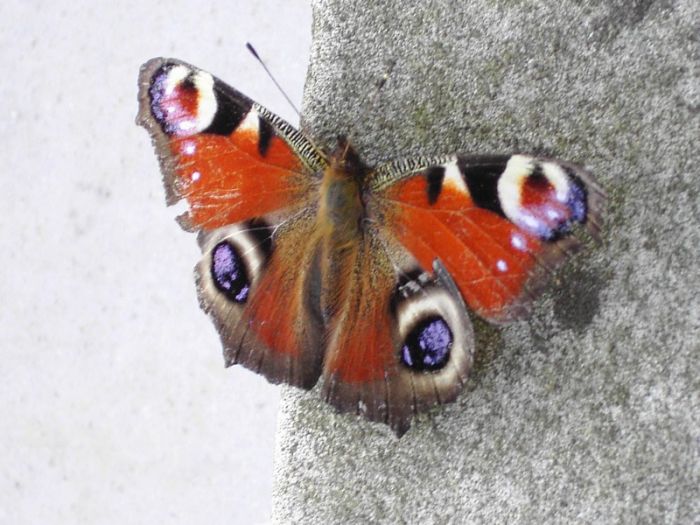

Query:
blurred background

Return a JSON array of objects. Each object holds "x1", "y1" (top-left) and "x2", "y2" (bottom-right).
[{"x1": 0, "y1": 1, "x2": 312, "y2": 523}]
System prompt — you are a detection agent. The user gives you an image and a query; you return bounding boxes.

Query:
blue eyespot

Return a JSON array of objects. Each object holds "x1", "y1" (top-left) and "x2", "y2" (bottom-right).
[
  {"x1": 211, "y1": 241, "x2": 250, "y2": 303},
  {"x1": 401, "y1": 317, "x2": 452, "y2": 371},
  {"x1": 566, "y1": 178, "x2": 587, "y2": 223}
]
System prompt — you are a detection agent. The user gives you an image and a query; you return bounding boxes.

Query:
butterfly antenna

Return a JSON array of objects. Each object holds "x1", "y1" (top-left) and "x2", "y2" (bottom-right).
[
  {"x1": 343, "y1": 59, "x2": 396, "y2": 157},
  {"x1": 246, "y1": 42, "x2": 301, "y2": 117}
]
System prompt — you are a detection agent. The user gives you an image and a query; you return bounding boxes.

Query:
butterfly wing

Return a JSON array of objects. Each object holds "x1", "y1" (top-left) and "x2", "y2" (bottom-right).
[
  {"x1": 137, "y1": 59, "x2": 327, "y2": 388},
  {"x1": 369, "y1": 154, "x2": 605, "y2": 323},
  {"x1": 319, "y1": 222, "x2": 475, "y2": 436},
  {"x1": 137, "y1": 58, "x2": 327, "y2": 229}
]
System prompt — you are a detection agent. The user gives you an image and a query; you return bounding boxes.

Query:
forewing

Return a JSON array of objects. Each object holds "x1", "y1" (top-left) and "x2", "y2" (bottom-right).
[
  {"x1": 137, "y1": 57, "x2": 327, "y2": 231},
  {"x1": 370, "y1": 154, "x2": 605, "y2": 323}
]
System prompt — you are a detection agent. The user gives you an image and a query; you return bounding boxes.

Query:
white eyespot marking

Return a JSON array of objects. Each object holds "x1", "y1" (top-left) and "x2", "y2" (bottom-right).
[
  {"x1": 182, "y1": 140, "x2": 196, "y2": 155},
  {"x1": 191, "y1": 171, "x2": 201, "y2": 182},
  {"x1": 443, "y1": 156, "x2": 469, "y2": 195},
  {"x1": 546, "y1": 208, "x2": 562, "y2": 221},
  {"x1": 177, "y1": 119, "x2": 196, "y2": 133},
  {"x1": 511, "y1": 233, "x2": 527, "y2": 251},
  {"x1": 191, "y1": 70, "x2": 217, "y2": 132},
  {"x1": 521, "y1": 215, "x2": 539, "y2": 230},
  {"x1": 163, "y1": 65, "x2": 190, "y2": 94},
  {"x1": 237, "y1": 107, "x2": 259, "y2": 134},
  {"x1": 542, "y1": 162, "x2": 571, "y2": 202},
  {"x1": 498, "y1": 154, "x2": 534, "y2": 222},
  {"x1": 496, "y1": 259, "x2": 508, "y2": 273}
]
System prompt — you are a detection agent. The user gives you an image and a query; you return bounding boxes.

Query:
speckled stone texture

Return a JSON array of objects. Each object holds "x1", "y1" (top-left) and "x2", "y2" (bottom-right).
[{"x1": 272, "y1": 1, "x2": 699, "y2": 523}]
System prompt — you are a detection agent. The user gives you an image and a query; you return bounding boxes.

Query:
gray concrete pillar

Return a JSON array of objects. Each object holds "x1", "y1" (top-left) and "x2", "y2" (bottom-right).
[{"x1": 273, "y1": 1, "x2": 699, "y2": 522}]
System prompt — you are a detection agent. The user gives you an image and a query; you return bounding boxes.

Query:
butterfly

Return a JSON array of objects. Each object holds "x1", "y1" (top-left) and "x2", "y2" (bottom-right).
[{"x1": 136, "y1": 58, "x2": 605, "y2": 436}]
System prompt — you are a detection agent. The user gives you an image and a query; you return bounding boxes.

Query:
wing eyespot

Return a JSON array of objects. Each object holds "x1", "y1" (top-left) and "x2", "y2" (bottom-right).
[
  {"x1": 203, "y1": 220, "x2": 274, "y2": 304},
  {"x1": 400, "y1": 316, "x2": 453, "y2": 371},
  {"x1": 149, "y1": 64, "x2": 217, "y2": 136},
  {"x1": 498, "y1": 156, "x2": 591, "y2": 241},
  {"x1": 392, "y1": 267, "x2": 472, "y2": 376},
  {"x1": 211, "y1": 241, "x2": 251, "y2": 303}
]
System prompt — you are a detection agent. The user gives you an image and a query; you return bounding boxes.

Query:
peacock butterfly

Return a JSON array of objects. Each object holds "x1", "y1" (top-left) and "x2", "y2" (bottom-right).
[{"x1": 136, "y1": 58, "x2": 605, "y2": 436}]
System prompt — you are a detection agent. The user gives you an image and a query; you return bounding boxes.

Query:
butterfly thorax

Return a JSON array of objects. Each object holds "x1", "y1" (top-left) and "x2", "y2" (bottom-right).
[{"x1": 318, "y1": 139, "x2": 369, "y2": 245}]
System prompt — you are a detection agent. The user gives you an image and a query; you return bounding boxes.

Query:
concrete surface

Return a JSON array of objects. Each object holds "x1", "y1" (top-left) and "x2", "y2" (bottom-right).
[
  {"x1": 0, "y1": 1, "x2": 311, "y2": 523},
  {"x1": 272, "y1": 0, "x2": 699, "y2": 523}
]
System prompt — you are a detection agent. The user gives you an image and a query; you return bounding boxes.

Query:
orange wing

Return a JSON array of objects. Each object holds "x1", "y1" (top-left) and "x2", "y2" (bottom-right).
[
  {"x1": 371, "y1": 154, "x2": 605, "y2": 323},
  {"x1": 137, "y1": 59, "x2": 328, "y2": 387},
  {"x1": 320, "y1": 233, "x2": 474, "y2": 437},
  {"x1": 137, "y1": 58, "x2": 327, "y2": 231}
]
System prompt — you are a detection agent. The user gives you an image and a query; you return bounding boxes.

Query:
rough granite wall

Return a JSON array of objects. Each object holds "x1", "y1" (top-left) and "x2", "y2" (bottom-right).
[{"x1": 272, "y1": 1, "x2": 699, "y2": 523}]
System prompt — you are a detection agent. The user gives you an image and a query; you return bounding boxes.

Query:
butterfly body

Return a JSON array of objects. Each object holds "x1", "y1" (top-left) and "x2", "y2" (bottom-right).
[{"x1": 137, "y1": 58, "x2": 605, "y2": 436}]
